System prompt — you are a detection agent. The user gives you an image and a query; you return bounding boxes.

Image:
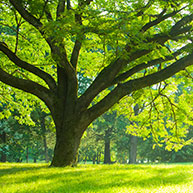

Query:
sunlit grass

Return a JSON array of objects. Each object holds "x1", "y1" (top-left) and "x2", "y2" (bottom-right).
[{"x1": 0, "y1": 163, "x2": 193, "y2": 193}]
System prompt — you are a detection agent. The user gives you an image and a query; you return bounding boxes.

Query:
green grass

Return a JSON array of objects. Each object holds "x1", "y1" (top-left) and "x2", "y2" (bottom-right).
[{"x1": 0, "y1": 163, "x2": 193, "y2": 193}]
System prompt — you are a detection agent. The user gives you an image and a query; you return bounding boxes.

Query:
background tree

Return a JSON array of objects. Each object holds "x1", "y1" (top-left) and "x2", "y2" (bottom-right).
[
  {"x1": 0, "y1": 103, "x2": 55, "y2": 163},
  {"x1": 0, "y1": 0, "x2": 193, "y2": 167}
]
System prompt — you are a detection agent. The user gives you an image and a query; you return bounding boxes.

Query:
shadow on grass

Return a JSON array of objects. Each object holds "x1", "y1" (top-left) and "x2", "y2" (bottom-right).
[
  {"x1": 1, "y1": 164, "x2": 192, "y2": 193},
  {"x1": 0, "y1": 164, "x2": 48, "y2": 177}
]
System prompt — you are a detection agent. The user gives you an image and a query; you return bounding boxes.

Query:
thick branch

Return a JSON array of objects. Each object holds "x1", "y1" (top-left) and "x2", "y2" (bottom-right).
[
  {"x1": 136, "y1": 0, "x2": 153, "y2": 17},
  {"x1": 113, "y1": 44, "x2": 191, "y2": 84},
  {"x1": 70, "y1": 39, "x2": 82, "y2": 69},
  {"x1": 141, "y1": 8, "x2": 183, "y2": 32},
  {"x1": 42, "y1": 1, "x2": 53, "y2": 21},
  {"x1": 0, "y1": 68, "x2": 54, "y2": 109},
  {"x1": 78, "y1": 0, "x2": 93, "y2": 7},
  {"x1": 57, "y1": 0, "x2": 65, "y2": 18},
  {"x1": 0, "y1": 42, "x2": 57, "y2": 91},
  {"x1": 78, "y1": 58, "x2": 127, "y2": 110},
  {"x1": 126, "y1": 52, "x2": 193, "y2": 92},
  {"x1": 9, "y1": 0, "x2": 53, "y2": 48},
  {"x1": 170, "y1": 13, "x2": 193, "y2": 34},
  {"x1": 51, "y1": 42, "x2": 75, "y2": 76},
  {"x1": 70, "y1": 8, "x2": 83, "y2": 69},
  {"x1": 86, "y1": 51, "x2": 193, "y2": 122},
  {"x1": 45, "y1": 8, "x2": 53, "y2": 21},
  {"x1": 52, "y1": 47, "x2": 78, "y2": 108},
  {"x1": 9, "y1": 0, "x2": 43, "y2": 30},
  {"x1": 70, "y1": 0, "x2": 95, "y2": 69}
]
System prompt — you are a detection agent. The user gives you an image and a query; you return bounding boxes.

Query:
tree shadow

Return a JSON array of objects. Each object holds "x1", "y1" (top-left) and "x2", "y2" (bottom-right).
[
  {"x1": 0, "y1": 164, "x2": 48, "y2": 177},
  {"x1": 1, "y1": 164, "x2": 192, "y2": 193}
]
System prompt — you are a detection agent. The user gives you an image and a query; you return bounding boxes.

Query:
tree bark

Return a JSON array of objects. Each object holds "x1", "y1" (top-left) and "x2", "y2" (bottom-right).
[
  {"x1": 84, "y1": 156, "x2": 87, "y2": 164},
  {"x1": 33, "y1": 157, "x2": 37, "y2": 163},
  {"x1": 104, "y1": 130, "x2": 111, "y2": 164},
  {"x1": 0, "y1": 132, "x2": 7, "y2": 162},
  {"x1": 92, "y1": 154, "x2": 96, "y2": 164},
  {"x1": 26, "y1": 146, "x2": 29, "y2": 163},
  {"x1": 40, "y1": 115, "x2": 49, "y2": 163},
  {"x1": 129, "y1": 135, "x2": 137, "y2": 164},
  {"x1": 97, "y1": 152, "x2": 101, "y2": 164},
  {"x1": 129, "y1": 104, "x2": 139, "y2": 164},
  {"x1": 50, "y1": 120, "x2": 83, "y2": 167},
  {"x1": 43, "y1": 135, "x2": 48, "y2": 163}
]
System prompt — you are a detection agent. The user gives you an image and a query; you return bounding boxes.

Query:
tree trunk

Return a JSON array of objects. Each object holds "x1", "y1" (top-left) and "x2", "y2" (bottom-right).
[
  {"x1": 92, "y1": 154, "x2": 96, "y2": 164},
  {"x1": 129, "y1": 135, "x2": 137, "y2": 164},
  {"x1": 34, "y1": 157, "x2": 37, "y2": 163},
  {"x1": 0, "y1": 132, "x2": 6, "y2": 162},
  {"x1": 97, "y1": 152, "x2": 101, "y2": 164},
  {"x1": 104, "y1": 130, "x2": 111, "y2": 164},
  {"x1": 41, "y1": 116, "x2": 49, "y2": 163},
  {"x1": 84, "y1": 156, "x2": 87, "y2": 164},
  {"x1": 43, "y1": 135, "x2": 48, "y2": 163},
  {"x1": 50, "y1": 121, "x2": 83, "y2": 167},
  {"x1": 129, "y1": 104, "x2": 139, "y2": 164},
  {"x1": 26, "y1": 146, "x2": 29, "y2": 163}
]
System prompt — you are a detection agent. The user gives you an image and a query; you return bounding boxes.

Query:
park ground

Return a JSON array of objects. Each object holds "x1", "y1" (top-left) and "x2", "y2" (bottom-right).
[{"x1": 0, "y1": 163, "x2": 193, "y2": 193}]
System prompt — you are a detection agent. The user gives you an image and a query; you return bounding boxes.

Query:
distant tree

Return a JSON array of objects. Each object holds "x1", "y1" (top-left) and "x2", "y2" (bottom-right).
[{"x1": 138, "y1": 128, "x2": 193, "y2": 163}]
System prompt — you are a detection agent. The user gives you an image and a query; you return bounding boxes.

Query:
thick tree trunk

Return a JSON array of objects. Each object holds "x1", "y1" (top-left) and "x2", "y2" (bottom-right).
[
  {"x1": 51, "y1": 134, "x2": 81, "y2": 166},
  {"x1": 129, "y1": 135, "x2": 137, "y2": 164},
  {"x1": 50, "y1": 121, "x2": 83, "y2": 167}
]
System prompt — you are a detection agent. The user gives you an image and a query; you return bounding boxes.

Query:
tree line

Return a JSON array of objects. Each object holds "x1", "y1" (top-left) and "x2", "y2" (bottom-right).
[{"x1": 1, "y1": 101, "x2": 193, "y2": 164}]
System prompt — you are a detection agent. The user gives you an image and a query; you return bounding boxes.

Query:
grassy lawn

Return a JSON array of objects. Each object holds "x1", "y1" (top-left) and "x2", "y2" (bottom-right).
[{"x1": 0, "y1": 163, "x2": 193, "y2": 193}]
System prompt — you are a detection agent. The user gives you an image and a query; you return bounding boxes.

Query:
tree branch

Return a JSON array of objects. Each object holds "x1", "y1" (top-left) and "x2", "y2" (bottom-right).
[
  {"x1": 70, "y1": 8, "x2": 83, "y2": 69},
  {"x1": 56, "y1": 0, "x2": 65, "y2": 18},
  {"x1": 79, "y1": 21, "x2": 192, "y2": 110},
  {"x1": 78, "y1": 42, "x2": 168, "y2": 110},
  {"x1": 9, "y1": 0, "x2": 54, "y2": 48},
  {"x1": 0, "y1": 42, "x2": 57, "y2": 91},
  {"x1": 9, "y1": 0, "x2": 43, "y2": 30},
  {"x1": 78, "y1": 0, "x2": 93, "y2": 7},
  {"x1": 70, "y1": 39, "x2": 82, "y2": 69},
  {"x1": 86, "y1": 51, "x2": 193, "y2": 122},
  {"x1": 45, "y1": 7, "x2": 53, "y2": 22},
  {"x1": 51, "y1": 42, "x2": 75, "y2": 76},
  {"x1": 78, "y1": 36, "x2": 176, "y2": 110},
  {"x1": 136, "y1": 0, "x2": 154, "y2": 17},
  {"x1": 141, "y1": 7, "x2": 185, "y2": 32},
  {"x1": 40, "y1": 0, "x2": 53, "y2": 21},
  {"x1": 170, "y1": 13, "x2": 193, "y2": 35},
  {"x1": 113, "y1": 44, "x2": 191, "y2": 84},
  {"x1": 78, "y1": 58, "x2": 127, "y2": 110},
  {"x1": 0, "y1": 68, "x2": 54, "y2": 109}
]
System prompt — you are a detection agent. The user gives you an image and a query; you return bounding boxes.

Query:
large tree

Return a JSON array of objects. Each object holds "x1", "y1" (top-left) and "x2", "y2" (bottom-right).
[{"x1": 0, "y1": 0, "x2": 193, "y2": 167}]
